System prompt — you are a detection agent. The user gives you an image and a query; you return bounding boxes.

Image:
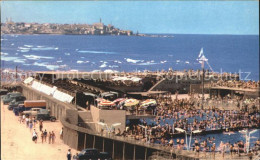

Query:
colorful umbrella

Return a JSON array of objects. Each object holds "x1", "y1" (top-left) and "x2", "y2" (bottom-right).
[
  {"x1": 141, "y1": 99, "x2": 157, "y2": 107},
  {"x1": 124, "y1": 99, "x2": 139, "y2": 107},
  {"x1": 113, "y1": 98, "x2": 126, "y2": 104},
  {"x1": 99, "y1": 99, "x2": 115, "y2": 106}
]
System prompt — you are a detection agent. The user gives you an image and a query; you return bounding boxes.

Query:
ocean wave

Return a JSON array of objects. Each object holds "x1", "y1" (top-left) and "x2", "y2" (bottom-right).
[
  {"x1": 1, "y1": 52, "x2": 9, "y2": 56},
  {"x1": 176, "y1": 60, "x2": 180, "y2": 63},
  {"x1": 33, "y1": 62, "x2": 60, "y2": 70},
  {"x1": 77, "y1": 60, "x2": 84, "y2": 64},
  {"x1": 114, "y1": 60, "x2": 122, "y2": 64},
  {"x1": 2, "y1": 56, "x2": 26, "y2": 64},
  {"x1": 65, "y1": 53, "x2": 70, "y2": 56},
  {"x1": 20, "y1": 49, "x2": 30, "y2": 53},
  {"x1": 99, "y1": 63, "x2": 107, "y2": 68},
  {"x1": 57, "y1": 60, "x2": 63, "y2": 63},
  {"x1": 108, "y1": 65, "x2": 119, "y2": 68},
  {"x1": 77, "y1": 60, "x2": 90, "y2": 64},
  {"x1": 160, "y1": 60, "x2": 167, "y2": 64},
  {"x1": 137, "y1": 62, "x2": 157, "y2": 65},
  {"x1": 11, "y1": 43, "x2": 14, "y2": 46},
  {"x1": 77, "y1": 50, "x2": 116, "y2": 54},
  {"x1": 18, "y1": 47, "x2": 30, "y2": 50},
  {"x1": 23, "y1": 55, "x2": 54, "y2": 60},
  {"x1": 14, "y1": 59, "x2": 26, "y2": 63},
  {"x1": 60, "y1": 65, "x2": 67, "y2": 68},
  {"x1": 24, "y1": 45, "x2": 33, "y2": 48},
  {"x1": 31, "y1": 47, "x2": 58, "y2": 51},
  {"x1": 2, "y1": 56, "x2": 19, "y2": 61},
  {"x1": 185, "y1": 61, "x2": 190, "y2": 64},
  {"x1": 125, "y1": 58, "x2": 143, "y2": 63}
]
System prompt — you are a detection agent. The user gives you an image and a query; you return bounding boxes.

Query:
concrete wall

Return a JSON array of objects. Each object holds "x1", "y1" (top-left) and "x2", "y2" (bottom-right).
[
  {"x1": 21, "y1": 84, "x2": 76, "y2": 120},
  {"x1": 90, "y1": 105, "x2": 126, "y2": 132}
]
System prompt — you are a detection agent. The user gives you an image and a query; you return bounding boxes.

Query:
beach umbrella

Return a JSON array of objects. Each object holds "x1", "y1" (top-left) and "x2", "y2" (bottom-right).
[
  {"x1": 96, "y1": 98, "x2": 105, "y2": 102},
  {"x1": 99, "y1": 99, "x2": 115, "y2": 106},
  {"x1": 124, "y1": 99, "x2": 139, "y2": 107},
  {"x1": 141, "y1": 99, "x2": 157, "y2": 107},
  {"x1": 113, "y1": 98, "x2": 126, "y2": 104}
]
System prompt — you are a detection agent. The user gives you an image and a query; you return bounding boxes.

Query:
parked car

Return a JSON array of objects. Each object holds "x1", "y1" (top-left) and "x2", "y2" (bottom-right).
[
  {"x1": 23, "y1": 108, "x2": 49, "y2": 117},
  {"x1": 2, "y1": 92, "x2": 22, "y2": 104},
  {"x1": 0, "y1": 89, "x2": 8, "y2": 96},
  {"x1": 36, "y1": 113, "x2": 56, "y2": 122},
  {"x1": 8, "y1": 100, "x2": 25, "y2": 110},
  {"x1": 76, "y1": 148, "x2": 112, "y2": 160}
]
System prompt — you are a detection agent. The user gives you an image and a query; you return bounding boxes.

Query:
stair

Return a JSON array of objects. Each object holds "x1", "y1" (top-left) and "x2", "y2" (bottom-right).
[
  {"x1": 78, "y1": 111, "x2": 96, "y2": 132},
  {"x1": 148, "y1": 78, "x2": 165, "y2": 92}
]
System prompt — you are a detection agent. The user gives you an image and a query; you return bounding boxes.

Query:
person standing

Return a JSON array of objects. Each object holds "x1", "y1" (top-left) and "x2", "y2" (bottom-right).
[
  {"x1": 60, "y1": 127, "x2": 63, "y2": 140},
  {"x1": 26, "y1": 117, "x2": 29, "y2": 128},
  {"x1": 39, "y1": 119, "x2": 43, "y2": 131},
  {"x1": 67, "y1": 149, "x2": 72, "y2": 160},
  {"x1": 51, "y1": 131, "x2": 56, "y2": 144},
  {"x1": 32, "y1": 129, "x2": 37, "y2": 144},
  {"x1": 29, "y1": 118, "x2": 33, "y2": 132},
  {"x1": 41, "y1": 131, "x2": 44, "y2": 143},
  {"x1": 22, "y1": 114, "x2": 25, "y2": 123},
  {"x1": 48, "y1": 131, "x2": 52, "y2": 144},
  {"x1": 43, "y1": 129, "x2": 47, "y2": 142},
  {"x1": 33, "y1": 117, "x2": 37, "y2": 128}
]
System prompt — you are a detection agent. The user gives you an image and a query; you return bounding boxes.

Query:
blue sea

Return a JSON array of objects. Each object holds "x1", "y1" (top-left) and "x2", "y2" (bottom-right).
[{"x1": 1, "y1": 34, "x2": 259, "y2": 80}]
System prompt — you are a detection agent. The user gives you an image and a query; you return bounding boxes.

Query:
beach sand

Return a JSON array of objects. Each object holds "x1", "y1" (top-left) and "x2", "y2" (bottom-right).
[{"x1": 1, "y1": 101, "x2": 77, "y2": 160}]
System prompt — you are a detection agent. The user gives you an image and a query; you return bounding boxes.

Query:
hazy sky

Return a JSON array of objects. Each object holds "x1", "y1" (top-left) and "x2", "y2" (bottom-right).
[{"x1": 1, "y1": 1, "x2": 259, "y2": 35}]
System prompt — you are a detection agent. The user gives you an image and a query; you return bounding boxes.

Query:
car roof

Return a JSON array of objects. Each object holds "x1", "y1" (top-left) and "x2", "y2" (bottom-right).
[
  {"x1": 82, "y1": 148, "x2": 99, "y2": 151},
  {"x1": 10, "y1": 94, "x2": 23, "y2": 97}
]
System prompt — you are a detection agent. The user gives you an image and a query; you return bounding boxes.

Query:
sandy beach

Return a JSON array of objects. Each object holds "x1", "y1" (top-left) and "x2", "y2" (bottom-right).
[{"x1": 1, "y1": 101, "x2": 77, "y2": 160}]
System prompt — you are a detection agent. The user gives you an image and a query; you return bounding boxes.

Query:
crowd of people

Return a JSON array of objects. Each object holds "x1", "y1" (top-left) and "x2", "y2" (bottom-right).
[
  {"x1": 18, "y1": 113, "x2": 58, "y2": 144},
  {"x1": 101, "y1": 93, "x2": 260, "y2": 158},
  {"x1": 212, "y1": 79, "x2": 260, "y2": 89}
]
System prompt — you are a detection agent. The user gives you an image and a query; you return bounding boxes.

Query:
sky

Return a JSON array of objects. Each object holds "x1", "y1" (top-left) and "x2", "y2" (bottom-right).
[{"x1": 1, "y1": 1, "x2": 259, "y2": 35}]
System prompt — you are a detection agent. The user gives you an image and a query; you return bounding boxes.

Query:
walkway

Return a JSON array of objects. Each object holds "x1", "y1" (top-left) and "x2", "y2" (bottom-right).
[{"x1": 1, "y1": 101, "x2": 77, "y2": 160}]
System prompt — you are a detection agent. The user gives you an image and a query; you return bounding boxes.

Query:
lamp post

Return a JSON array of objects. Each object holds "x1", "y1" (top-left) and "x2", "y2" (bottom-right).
[
  {"x1": 139, "y1": 125, "x2": 148, "y2": 143},
  {"x1": 97, "y1": 122, "x2": 121, "y2": 135},
  {"x1": 175, "y1": 128, "x2": 188, "y2": 150},
  {"x1": 188, "y1": 130, "x2": 202, "y2": 150},
  {"x1": 75, "y1": 90, "x2": 77, "y2": 108},
  {"x1": 248, "y1": 129, "x2": 258, "y2": 153},
  {"x1": 239, "y1": 129, "x2": 258, "y2": 153}
]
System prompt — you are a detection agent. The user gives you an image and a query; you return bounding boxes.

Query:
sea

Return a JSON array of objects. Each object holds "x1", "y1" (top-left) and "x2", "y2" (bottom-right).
[{"x1": 1, "y1": 34, "x2": 259, "y2": 80}]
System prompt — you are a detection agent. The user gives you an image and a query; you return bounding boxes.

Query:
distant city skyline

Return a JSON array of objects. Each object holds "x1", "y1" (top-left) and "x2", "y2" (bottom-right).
[{"x1": 1, "y1": 1, "x2": 259, "y2": 35}]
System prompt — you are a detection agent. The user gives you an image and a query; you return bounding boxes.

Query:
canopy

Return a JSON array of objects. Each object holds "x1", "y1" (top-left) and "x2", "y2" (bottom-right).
[
  {"x1": 141, "y1": 99, "x2": 157, "y2": 107},
  {"x1": 124, "y1": 99, "x2": 139, "y2": 107},
  {"x1": 101, "y1": 91, "x2": 118, "y2": 97},
  {"x1": 23, "y1": 77, "x2": 34, "y2": 84},
  {"x1": 99, "y1": 99, "x2": 115, "y2": 106},
  {"x1": 84, "y1": 92, "x2": 97, "y2": 97}
]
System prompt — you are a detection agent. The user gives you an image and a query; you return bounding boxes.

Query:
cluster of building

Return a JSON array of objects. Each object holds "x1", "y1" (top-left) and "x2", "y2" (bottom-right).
[{"x1": 1, "y1": 18, "x2": 134, "y2": 36}]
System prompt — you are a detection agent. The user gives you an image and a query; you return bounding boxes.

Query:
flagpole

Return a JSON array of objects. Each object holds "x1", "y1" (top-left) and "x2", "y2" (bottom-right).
[{"x1": 201, "y1": 61, "x2": 204, "y2": 110}]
